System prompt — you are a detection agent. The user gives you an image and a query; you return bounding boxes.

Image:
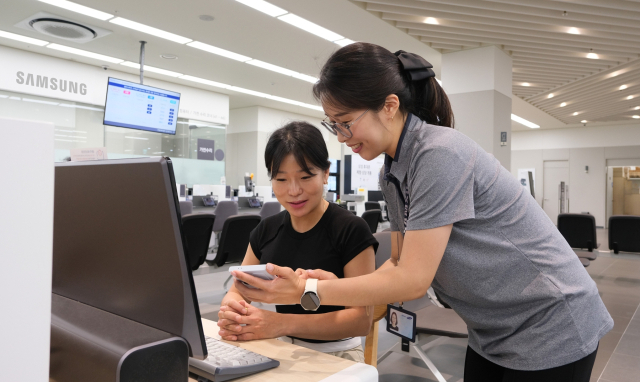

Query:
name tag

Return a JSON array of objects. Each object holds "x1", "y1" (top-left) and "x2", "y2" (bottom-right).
[{"x1": 386, "y1": 304, "x2": 417, "y2": 342}]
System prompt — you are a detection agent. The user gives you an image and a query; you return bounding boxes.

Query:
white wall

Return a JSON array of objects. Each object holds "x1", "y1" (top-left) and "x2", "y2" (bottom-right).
[
  {"x1": 226, "y1": 106, "x2": 341, "y2": 187},
  {"x1": 511, "y1": 122, "x2": 640, "y2": 227},
  {"x1": 0, "y1": 117, "x2": 54, "y2": 381}
]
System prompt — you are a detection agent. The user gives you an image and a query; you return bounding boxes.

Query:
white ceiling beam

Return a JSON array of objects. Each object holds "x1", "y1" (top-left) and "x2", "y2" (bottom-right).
[
  {"x1": 513, "y1": 67, "x2": 592, "y2": 78},
  {"x1": 511, "y1": 52, "x2": 613, "y2": 68},
  {"x1": 365, "y1": 0, "x2": 640, "y2": 33},
  {"x1": 533, "y1": 88, "x2": 640, "y2": 111},
  {"x1": 397, "y1": 21, "x2": 640, "y2": 53},
  {"x1": 405, "y1": 27, "x2": 639, "y2": 58},
  {"x1": 550, "y1": 0, "x2": 640, "y2": 13},
  {"x1": 482, "y1": 0, "x2": 640, "y2": 20},
  {"x1": 429, "y1": 42, "x2": 467, "y2": 51},
  {"x1": 506, "y1": 46, "x2": 627, "y2": 64},
  {"x1": 513, "y1": 61, "x2": 599, "y2": 74},
  {"x1": 414, "y1": 35, "x2": 481, "y2": 48}
]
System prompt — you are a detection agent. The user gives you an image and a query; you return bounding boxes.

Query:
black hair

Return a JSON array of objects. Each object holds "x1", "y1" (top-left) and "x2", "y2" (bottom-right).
[
  {"x1": 313, "y1": 42, "x2": 454, "y2": 128},
  {"x1": 265, "y1": 121, "x2": 331, "y2": 179}
]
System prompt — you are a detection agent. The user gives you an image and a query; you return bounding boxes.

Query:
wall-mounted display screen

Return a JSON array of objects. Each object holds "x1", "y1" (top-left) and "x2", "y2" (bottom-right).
[{"x1": 103, "y1": 77, "x2": 180, "y2": 135}]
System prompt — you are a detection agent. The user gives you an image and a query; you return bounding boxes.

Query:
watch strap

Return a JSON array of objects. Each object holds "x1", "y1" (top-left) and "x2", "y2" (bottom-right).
[{"x1": 304, "y1": 278, "x2": 318, "y2": 294}]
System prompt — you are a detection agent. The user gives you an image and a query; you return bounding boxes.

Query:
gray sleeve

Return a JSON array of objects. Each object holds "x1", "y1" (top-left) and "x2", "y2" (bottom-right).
[
  {"x1": 379, "y1": 166, "x2": 400, "y2": 232},
  {"x1": 405, "y1": 144, "x2": 476, "y2": 231}
]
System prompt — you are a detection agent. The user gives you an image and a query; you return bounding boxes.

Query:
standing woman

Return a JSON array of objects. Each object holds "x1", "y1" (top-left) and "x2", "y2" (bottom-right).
[{"x1": 232, "y1": 42, "x2": 613, "y2": 381}]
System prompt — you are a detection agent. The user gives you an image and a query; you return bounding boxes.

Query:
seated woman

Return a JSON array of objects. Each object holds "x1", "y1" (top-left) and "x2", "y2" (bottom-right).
[{"x1": 217, "y1": 121, "x2": 377, "y2": 362}]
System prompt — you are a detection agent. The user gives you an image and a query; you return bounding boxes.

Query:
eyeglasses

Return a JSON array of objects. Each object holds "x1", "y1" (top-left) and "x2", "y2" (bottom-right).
[{"x1": 321, "y1": 109, "x2": 369, "y2": 138}]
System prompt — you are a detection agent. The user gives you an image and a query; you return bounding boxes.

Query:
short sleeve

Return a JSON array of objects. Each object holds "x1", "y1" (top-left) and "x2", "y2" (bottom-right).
[
  {"x1": 249, "y1": 220, "x2": 266, "y2": 260},
  {"x1": 334, "y1": 212, "x2": 379, "y2": 267},
  {"x1": 406, "y1": 143, "x2": 476, "y2": 231}
]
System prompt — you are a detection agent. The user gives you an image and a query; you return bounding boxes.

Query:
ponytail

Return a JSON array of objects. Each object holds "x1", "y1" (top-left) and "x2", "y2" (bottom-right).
[{"x1": 313, "y1": 42, "x2": 454, "y2": 128}]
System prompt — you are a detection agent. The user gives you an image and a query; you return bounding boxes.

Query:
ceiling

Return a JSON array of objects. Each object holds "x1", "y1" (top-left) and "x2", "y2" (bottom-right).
[
  {"x1": 1, "y1": 0, "x2": 638, "y2": 131},
  {"x1": 355, "y1": 0, "x2": 640, "y2": 127},
  {"x1": 0, "y1": 0, "x2": 438, "y2": 120}
]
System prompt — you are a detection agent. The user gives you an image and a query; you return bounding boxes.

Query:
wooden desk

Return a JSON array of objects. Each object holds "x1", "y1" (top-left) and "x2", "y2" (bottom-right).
[{"x1": 188, "y1": 319, "x2": 378, "y2": 382}]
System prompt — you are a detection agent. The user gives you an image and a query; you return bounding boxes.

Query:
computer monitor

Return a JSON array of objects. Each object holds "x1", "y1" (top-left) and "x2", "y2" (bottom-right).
[
  {"x1": 368, "y1": 190, "x2": 384, "y2": 202},
  {"x1": 244, "y1": 176, "x2": 253, "y2": 193},
  {"x1": 202, "y1": 195, "x2": 218, "y2": 207},
  {"x1": 52, "y1": 157, "x2": 207, "y2": 359},
  {"x1": 528, "y1": 171, "x2": 535, "y2": 198},
  {"x1": 103, "y1": 78, "x2": 180, "y2": 135}
]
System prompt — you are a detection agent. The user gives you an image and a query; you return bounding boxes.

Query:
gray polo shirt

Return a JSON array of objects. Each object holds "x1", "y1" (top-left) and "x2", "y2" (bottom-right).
[{"x1": 380, "y1": 114, "x2": 612, "y2": 370}]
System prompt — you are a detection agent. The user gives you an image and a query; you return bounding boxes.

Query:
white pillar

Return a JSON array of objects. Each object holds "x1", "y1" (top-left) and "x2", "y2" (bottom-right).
[
  {"x1": 442, "y1": 46, "x2": 512, "y2": 169},
  {"x1": 0, "y1": 118, "x2": 54, "y2": 381}
]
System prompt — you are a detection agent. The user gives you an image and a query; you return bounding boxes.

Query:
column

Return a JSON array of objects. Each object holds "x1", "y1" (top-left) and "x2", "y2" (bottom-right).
[{"x1": 442, "y1": 45, "x2": 512, "y2": 169}]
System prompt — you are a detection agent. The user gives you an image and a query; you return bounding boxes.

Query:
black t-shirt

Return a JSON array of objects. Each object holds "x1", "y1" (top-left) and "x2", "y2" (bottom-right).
[{"x1": 249, "y1": 203, "x2": 378, "y2": 341}]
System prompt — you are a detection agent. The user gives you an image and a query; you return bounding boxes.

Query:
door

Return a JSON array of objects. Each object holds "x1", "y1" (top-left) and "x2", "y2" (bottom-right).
[{"x1": 543, "y1": 161, "x2": 569, "y2": 225}]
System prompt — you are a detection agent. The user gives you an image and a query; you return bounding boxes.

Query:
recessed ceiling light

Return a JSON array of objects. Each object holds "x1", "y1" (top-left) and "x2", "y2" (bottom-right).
[
  {"x1": 277, "y1": 14, "x2": 343, "y2": 42},
  {"x1": 581, "y1": 120, "x2": 587, "y2": 123},
  {"x1": 548, "y1": 93, "x2": 554, "y2": 98},
  {"x1": 198, "y1": 15, "x2": 214, "y2": 21},
  {"x1": 587, "y1": 49, "x2": 599, "y2": 59},
  {"x1": 522, "y1": 82, "x2": 530, "y2": 87},
  {"x1": 633, "y1": 115, "x2": 640, "y2": 119},
  {"x1": 38, "y1": 0, "x2": 113, "y2": 20},
  {"x1": 511, "y1": 114, "x2": 539, "y2": 128},
  {"x1": 47, "y1": 43, "x2": 123, "y2": 63},
  {"x1": 0, "y1": 30, "x2": 49, "y2": 46},
  {"x1": 160, "y1": 54, "x2": 178, "y2": 60},
  {"x1": 628, "y1": 96, "x2": 635, "y2": 100},
  {"x1": 573, "y1": 112, "x2": 578, "y2": 116},
  {"x1": 110, "y1": 17, "x2": 192, "y2": 44},
  {"x1": 187, "y1": 41, "x2": 251, "y2": 62},
  {"x1": 620, "y1": 85, "x2": 628, "y2": 90},
  {"x1": 125, "y1": 136, "x2": 149, "y2": 140},
  {"x1": 560, "y1": 102, "x2": 567, "y2": 107},
  {"x1": 120, "y1": 61, "x2": 183, "y2": 77},
  {"x1": 635, "y1": 106, "x2": 640, "y2": 110},
  {"x1": 567, "y1": 27, "x2": 580, "y2": 34},
  {"x1": 424, "y1": 17, "x2": 438, "y2": 25},
  {"x1": 234, "y1": 0, "x2": 287, "y2": 17}
]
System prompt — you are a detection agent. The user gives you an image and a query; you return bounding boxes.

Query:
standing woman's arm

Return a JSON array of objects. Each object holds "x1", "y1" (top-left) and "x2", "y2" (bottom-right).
[{"x1": 232, "y1": 224, "x2": 452, "y2": 306}]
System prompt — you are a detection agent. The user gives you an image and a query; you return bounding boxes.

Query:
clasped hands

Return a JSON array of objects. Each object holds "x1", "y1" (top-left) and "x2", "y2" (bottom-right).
[{"x1": 218, "y1": 267, "x2": 337, "y2": 341}]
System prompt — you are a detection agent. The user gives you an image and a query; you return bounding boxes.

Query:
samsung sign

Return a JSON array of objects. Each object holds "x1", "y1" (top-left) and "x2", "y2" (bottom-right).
[{"x1": 16, "y1": 71, "x2": 87, "y2": 95}]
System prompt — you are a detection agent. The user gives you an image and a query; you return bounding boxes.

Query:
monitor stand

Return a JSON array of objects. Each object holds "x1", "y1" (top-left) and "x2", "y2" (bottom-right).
[{"x1": 50, "y1": 294, "x2": 190, "y2": 382}]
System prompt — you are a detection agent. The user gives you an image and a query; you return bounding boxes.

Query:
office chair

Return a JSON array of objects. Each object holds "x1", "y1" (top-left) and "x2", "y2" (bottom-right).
[
  {"x1": 557, "y1": 213, "x2": 599, "y2": 261},
  {"x1": 259, "y1": 201, "x2": 282, "y2": 219},
  {"x1": 365, "y1": 201, "x2": 386, "y2": 223},
  {"x1": 181, "y1": 214, "x2": 215, "y2": 270},
  {"x1": 206, "y1": 200, "x2": 239, "y2": 260},
  {"x1": 366, "y1": 231, "x2": 468, "y2": 381},
  {"x1": 361, "y1": 209, "x2": 382, "y2": 234},
  {"x1": 211, "y1": 215, "x2": 261, "y2": 289},
  {"x1": 609, "y1": 215, "x2": 640, "y2": 254},
  {"x1": 179, "y1": 200, "x2": 193, "y2": 216}
]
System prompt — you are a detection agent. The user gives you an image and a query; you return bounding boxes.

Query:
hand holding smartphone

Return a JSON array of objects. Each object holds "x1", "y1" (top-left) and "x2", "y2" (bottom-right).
[{"x1": 229, "y1": 265, "x2": 276, "y2": 289}]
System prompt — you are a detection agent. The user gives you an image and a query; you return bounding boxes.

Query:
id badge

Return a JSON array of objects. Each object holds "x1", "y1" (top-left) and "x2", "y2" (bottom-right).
[{"x1": 386, "y1": 304, "x2": 417, "y2": 342}]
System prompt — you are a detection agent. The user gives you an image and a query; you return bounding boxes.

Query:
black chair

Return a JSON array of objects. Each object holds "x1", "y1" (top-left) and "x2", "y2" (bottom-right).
[
  {"x1": 557, "y1": 213, "x2": 599, "y2": 261},
  {"x1": 212, "y1": 215, "x2": 262, "y2": 267},
  {"x1": 609, "y1": 215, "x2": 640, "y2": 254},
  {"x1": 181, "y1": 214, "x2": 215, "y2": 271},
  {"x1": 365, "y1": 201, "x2": 386, "y2": 223},
  {"x1": 361, "y1": 209, "x2": 381, "y2": 234}
]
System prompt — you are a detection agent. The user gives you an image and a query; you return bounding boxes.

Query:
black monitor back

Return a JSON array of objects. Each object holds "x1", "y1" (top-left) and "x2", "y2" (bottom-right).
[{"x1": 52, "y1": 157, "x2": 206, "y2": 359}]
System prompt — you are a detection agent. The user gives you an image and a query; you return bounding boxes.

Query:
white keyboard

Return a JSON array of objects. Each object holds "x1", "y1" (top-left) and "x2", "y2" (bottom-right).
[{"x1": 188, "y1": 336, "x2": 279, "y2": 381}]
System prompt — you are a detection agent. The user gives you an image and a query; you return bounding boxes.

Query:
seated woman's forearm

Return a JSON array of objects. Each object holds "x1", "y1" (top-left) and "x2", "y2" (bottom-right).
[{"x1": 282, "y1": 308, "x2": 372, "y2": 340}]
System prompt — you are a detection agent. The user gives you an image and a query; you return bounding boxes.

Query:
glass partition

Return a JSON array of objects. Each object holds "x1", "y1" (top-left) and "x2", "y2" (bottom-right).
[{"x1": 0, "y1": 89, "x2": 226, "y2": 186}]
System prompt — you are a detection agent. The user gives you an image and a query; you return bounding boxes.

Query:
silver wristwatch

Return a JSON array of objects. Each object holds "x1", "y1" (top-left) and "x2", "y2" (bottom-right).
[{"x1": 300, "y1": 279, "x2": 320, "y2": 311}]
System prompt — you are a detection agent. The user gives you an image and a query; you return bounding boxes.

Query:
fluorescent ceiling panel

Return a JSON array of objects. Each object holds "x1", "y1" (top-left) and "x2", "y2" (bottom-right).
[
  {"x1": 291, "y1": 73, "x2": 318, "y2": 84},
  {"x1": 334, "y1": 38, "x2": 355, "y2": 47},
  {"x1": 0, "y1": 30, "x2": 49, "y2": 46},
  {"x1": 110, "y1": 17, "x2": 192, "y2": 44},
  {"x1": 179, "y1": 75, "x2": 231, "y2": 89},
  {"x1": 277, "y1": 14, "x2": 343, "y2": 42},
  {"x1": 234, "y1": 0, "x2": 287, "y2": 17},
  {"x1": 187, "y1": 41, "x2": 251, "y2": 62},
  {"x1": 120, "y1": 61, "x2": 183, "y2": 77},
  {"x1": 47, "y1": 43, "x2": 123, "y2": 63},
  {"x1": 247, "y1": 60, "x2": 317, "y2": 83},
  {"x1": 38, "y1": 0, "x2": 113, "y2": 20},
  {"x1": 22, "y1": 98, "x2": 59, "y2": 105},
  {"x1": 511, "y1": 114, "x2": 540, "y2": 128}
]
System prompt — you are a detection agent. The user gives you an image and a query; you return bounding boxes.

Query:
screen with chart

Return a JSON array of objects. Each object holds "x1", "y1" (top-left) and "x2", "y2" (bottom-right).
[{"x1": 103, "y1": 78, "x2": 181, "y2": 135}]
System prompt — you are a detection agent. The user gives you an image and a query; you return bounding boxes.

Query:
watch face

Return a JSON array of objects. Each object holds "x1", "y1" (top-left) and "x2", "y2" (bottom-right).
[{"x1": 301, "y1": 292, "x2": 320, "y2": 310}]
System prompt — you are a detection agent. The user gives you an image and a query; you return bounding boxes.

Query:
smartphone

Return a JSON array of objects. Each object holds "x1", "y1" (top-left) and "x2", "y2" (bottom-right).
[{"x1": 229, "y1": 265, "x2": 276, "y2": 289}]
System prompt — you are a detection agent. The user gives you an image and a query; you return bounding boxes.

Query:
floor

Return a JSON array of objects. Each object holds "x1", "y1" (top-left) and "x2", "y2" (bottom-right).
[{"x1": 191, "y1": 228, "x2": 640, "y2": 381}]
